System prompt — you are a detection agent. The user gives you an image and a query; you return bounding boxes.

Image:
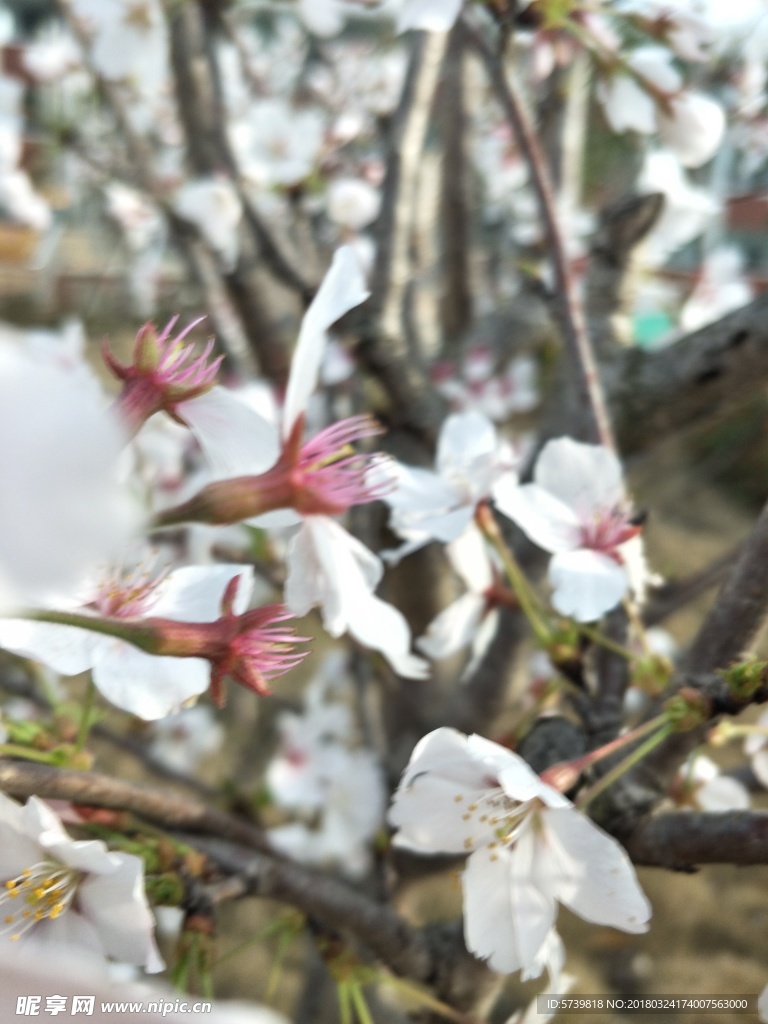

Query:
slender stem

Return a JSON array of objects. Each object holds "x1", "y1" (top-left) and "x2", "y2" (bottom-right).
[
  {"x1": 0, "y1": 744, "x2": 60, "y2": 765},
  {"x1": 576, "y1": 722, "x2": 673, "y2": 809},
  {"x1": 475, "y1": 505, "x2": 549, "y2": 641},
  {"x1": 75, "y1": 678, "x2": 97, "y2": 752},
  {"x1": 349, "y1": 984, "x2": 376, "y2": 1024},
  {"x1": 578, "y1": 622, "x2": 637, "y2": 661},
  {"x1": 463, "y1": 16, "x2": 615, "y2": 449}
]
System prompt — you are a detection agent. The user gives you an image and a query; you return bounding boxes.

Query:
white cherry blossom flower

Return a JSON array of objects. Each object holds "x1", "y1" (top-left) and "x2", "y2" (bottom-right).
[
  {"x1": 658, "y1": 91, "x2": 725, "y2": 168},
  {"x1": 396, "y1": 0, "x2": 464, "y2": 33},
  {"x1": 493, "y1": 437, "x2": 646, "y2": 622},
  {"x1": 417, "y1": 524, "x2": 503, "y2": 677},
  {"x1": 0, "y1": 344, "x2": 136, "y2": 612},
  {"x1": 389, "y1": 728, "x2": 651, "y2": 977},
  {"x1": 745, "y1": 708, "x2": 768, "y2": 789},
  {"x1": 147, "y1": 705, "x2": 225, "y2": 773},
  {"x1": 382, "y1": 411, "x2": 518, "y2": 562},
  {"x1": 0, "y1": 793, "x2": 162, "y2": 971},
  {"x1": 0, "y1": 563, "x2": 257, "y2": 720},
  {"x1": 327, "y1": 177, "x2": 380, "y2": 231},
  {"x1": 680, "y1": 246, "x2": 753, "y2": 333},
  {"x1": 670, "y1": 753, "x2": 750, "y2": 811},
  {"x1": 285, "y1": 516, "x2": 428, "y2": 679},
  {"x1": 174, "y1": 178, "x2": 242, "y2": 270}
]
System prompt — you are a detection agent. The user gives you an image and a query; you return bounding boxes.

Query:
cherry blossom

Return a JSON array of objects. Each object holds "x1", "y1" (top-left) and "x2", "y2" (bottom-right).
[
  {"x1": 0, "y1": 793, "x2": 162, "y2": 971},
  {"x1": 389, "y1": 728, "x2": 651, "y2": 977},
  {"x1": 382, "y1": 411, "x2": 518, "y2": 562},
  {"x1": 0, "y1": 563, "x2": 300, "y2": 719},
  {"x1": 267, "y1": 653, "x2": 387, "y2": 876},
  {"x1": 417, "y1": 523, "x2": 510, "y2": 677},
  {"x1": 396, "y1": 0, "x2": 463, "y2": 33},
  {"x1": 155, "y1": 249, "x2": 427, "y2": 677},
  {"x1": 744, "y1": 708, "x2": 768, "y2": 789},
  {"x1": 0, "y1": 343, "x2": 136, "y2": 612},
  {"x1": 173, "y1": 178, "x2": 243, "y2": 271},
  {"x1": 669, "y1": 753, "x2": 750, "y2": 811},
  {"x1": 493, "y1": 437, "x2": 647, "y2": 622},
  {"x1": 326, "y1": 177, "x2": 381, "y2": 231}
]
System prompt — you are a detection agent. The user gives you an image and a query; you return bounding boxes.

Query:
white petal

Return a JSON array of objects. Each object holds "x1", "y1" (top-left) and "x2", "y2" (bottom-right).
[
  {"x1": 549, "y1": 549, "x2": 629, "y2": 621},
  {"x1": 509, "y1": 823, "x2": 559, "y2": 975},
  {"x1": 537, "y1": 807, "x2": 651, "y2": 933},
  {"x1": 597, "y1": 73, "x2": 657, "y2": 135},
  {"x1": 152, "y1": 564, "x2": 254, "y2": 620},
  {"x1": 397, "y1": 0, "x2": 464, "y2": 33},
  {"x1": 534, "y1": 438, "x2": 624, "y2": 513},
  {"x1": 282, "y1": 247, "x2": 369, "y2": 439},
  {"x1": 463, "y1": 847, "x2": 531, "y2": 974},
  {"x1": 436, "y1": 412, "x2": 497, "y2": 475},
  {"x1": 417, "y1": 593, "x2": 486, "y2": 661},
  {"x1": 697, "y1": 776, "x2": 750, "y2": 812},
  {"x1": 178, "y1": 386, "x2": 280, "y2": 479},
  {"x1": 92, "y1": 642, "x2": 210, "y2": 720},
  {"x1": 78, "y1": 853, "x2": 163, "y2": 970},
  {"x1": 494, "y1": 482, "x2": 581, "y2": 554},
  {"x1": 0, "y1": 619, "x2": 96, "y2": 675},
  {"x1": 447, "y1": 523, "x2": 493, "y2": 592},
  {"x1": 659, "y1": 92, "x2": 725, "y2": 168},
  {"x1": 751, "y1": 749, "x2": 768, "y2": 789}
]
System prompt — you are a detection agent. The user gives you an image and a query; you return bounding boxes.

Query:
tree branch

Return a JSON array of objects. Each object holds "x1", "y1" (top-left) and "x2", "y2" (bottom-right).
[
  {"x1": 607, "y1": 292, "x2": 768, "y2": 455},
  {"x1": 626, "y1": 811, "x2": 768, "y2": 868},
  {"x1": 347, "y1": 32, "x2": 447, "y2": 445},
  {"x1": 464, "y1": 16, "x2": 615, "y2": 450},
  {"x1": 0, "y1": 760, "x2": 271, "y2": 852}
]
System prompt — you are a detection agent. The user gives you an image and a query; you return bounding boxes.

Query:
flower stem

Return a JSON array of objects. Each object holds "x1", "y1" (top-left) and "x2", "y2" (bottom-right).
[
  {"x1": 576, "y1": 721, "x2": 673, "y2": 809},
  {"x1": 475, "y1": 504, "x2": 549, "y2": 642},
  {"x1": 577, "y1": 621, "x2": 637, "y2": 661},
  {"x1": 0, "y1": 744, "x2": 59, "y2": 765},
  {"x1": 349, "y1": 984, "x2": 375, "y2": 1024}
]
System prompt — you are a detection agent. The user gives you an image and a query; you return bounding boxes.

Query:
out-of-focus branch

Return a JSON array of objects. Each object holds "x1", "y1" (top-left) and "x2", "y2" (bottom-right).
[
  {"x1": 590, "y1": 607, "x2": 631, "y2": 747},
  {"x1": 686, "y1": 499, "x2": 768, "y2": 674},
  {"x1": 626, "y1": 811, "x2": 768, "y2": 868},
  {"x1": 586, "y1": 192, "x2": 664, "y2": 358},
  {"x1": 202, "y1": 838, "x2": 433, "y2": 984},
  {"x1": 0, "y1": 760, "x2": 271, "y2": 852},
  {"x1": 348, "y1": 32, "x2": 447, "y2": 445},
  {"x1": 438, "y1": 22, "x2": 472, "y2": 344},
  {"x1": 464, "y1": 16, "x2": 615, "y2": 450},
  {"x1": 165, "y1": 0, "x2": 297, "y2": 383},
  {"x1": 56, "y1": 0, "x2": 257, "y2": 374},
  {"x1": 607, "y1": 291, "x2": 768, "y2": 454},
  {"x1": 643, "y1": 545, "x2": 738, "y2": 627}
]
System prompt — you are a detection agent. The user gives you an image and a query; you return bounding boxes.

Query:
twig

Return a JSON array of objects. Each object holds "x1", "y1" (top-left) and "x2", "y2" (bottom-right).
[
  {"x1": 438, "y1": 22, "x2": 472, "y2": 344},
  {"x1": 347, "y1": 32, "x2": 447, "y2": 445},
  {"x1": 643, "y1": 544, "x2": 738, "y2": 626},
  {"x1": 463, "y1": 16, "x2": 615, "y2": 450},
  {"x1": 590, "y1": 607, "x2": 631, "y2": 747},
  {"x1": 193, "y1": 836, "x2": 434, "y2": 984},
  {"x1": 0, "y1": 760, "x2": 271, "y2": 852}
]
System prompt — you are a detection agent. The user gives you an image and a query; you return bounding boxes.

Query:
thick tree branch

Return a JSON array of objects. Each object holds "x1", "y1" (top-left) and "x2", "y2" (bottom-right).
[
  {"x1": 685, "y1": 499, "x2": 768, "y2": 674},
  {"x1": 626, "y1": 811, "x2": 768, "y2": 868},
  {"x1": 607, "y1": 291, "x2": 768, "y2": 454},
  {"x1": 0, "y1": 760, "x2": 271, "y2": 852}
]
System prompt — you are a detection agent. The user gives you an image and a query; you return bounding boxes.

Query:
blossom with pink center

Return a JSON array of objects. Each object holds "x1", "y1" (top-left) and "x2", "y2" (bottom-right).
[
  {"x1": 493, "y1": 437, "x2": 648, "y2": 622},
  {"x1": 0, "y1": 563, "x2": 307, "y2": 718},
  {"x1": 104, "y1": 316, "x2": 223, "y2": 437}
]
